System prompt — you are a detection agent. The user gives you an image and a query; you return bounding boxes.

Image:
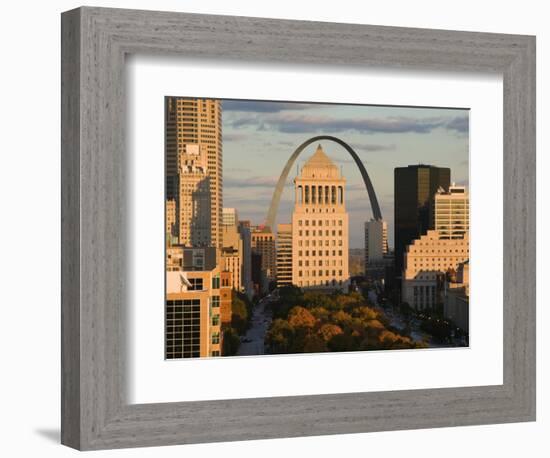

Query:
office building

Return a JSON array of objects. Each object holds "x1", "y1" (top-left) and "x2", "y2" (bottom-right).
[
  {"x1": 176, "y1": 144, "x2": 212, "y2": 247},
  {"x1": 276, "y1": 223, "x2": 293, "y2": 287},
  {"x1": 433, "y1": 184, "x2": 470, "y2": 240},
  {"x1": 394, "y1": 165, "x2": 450, "y2": 275},
  {"x1": 251, "y1": 226, "x2": 276, "y2": 292},
  {"x1": 364, "y1": 218, "x2": 389, "y2": 279},
  {"x1": 166, "y1": 198, "x2": 177, "y2": 245},
  {"x1": 222, "y1": 207, "x2": 238, "y2": 227},
  {"x1": 166, "y1": 97, "x2": 223, "y2": 248},
  {"x1": 291, "y1": 144, "x2": 349, "y2": 290},
  {"x1": 402, "y1": 230, "x2": 469, "y2": 311},
  {"x1": 165, "y1": 247, "x2": 231, "y2": 359}
]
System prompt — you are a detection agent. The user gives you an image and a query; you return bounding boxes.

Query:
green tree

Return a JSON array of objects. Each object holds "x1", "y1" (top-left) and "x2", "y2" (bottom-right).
[
  {"x1": 231, "y1": 294, "x2": 249, "y2": 334},
  {"x1": 222, "y1": 328, "x2": 241, "y2": 356},
  {"x1": 266, "y1": 319, "x2": 294, "y2": 353}
]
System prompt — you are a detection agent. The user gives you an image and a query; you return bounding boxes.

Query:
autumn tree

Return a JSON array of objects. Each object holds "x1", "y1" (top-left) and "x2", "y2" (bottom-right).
[{"x1": 288, "y1": 306, "x2": 317, "y2": 329}]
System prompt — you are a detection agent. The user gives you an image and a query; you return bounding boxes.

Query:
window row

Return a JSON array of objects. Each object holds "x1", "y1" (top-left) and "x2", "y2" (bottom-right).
[{"x1": 297, "y1": 185, "x2": 344, "y2": 205}]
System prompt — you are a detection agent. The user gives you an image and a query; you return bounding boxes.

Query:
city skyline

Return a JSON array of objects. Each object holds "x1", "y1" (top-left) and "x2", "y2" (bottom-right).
[
  {"x1": 221, "y1": 99, "x2": 469, "y2": 248},
  {"x1": 165, "y1": 96, "x2": 470, "y2": 360}
]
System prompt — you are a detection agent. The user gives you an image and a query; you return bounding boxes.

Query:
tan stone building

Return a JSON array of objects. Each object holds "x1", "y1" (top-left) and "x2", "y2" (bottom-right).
[
  {"x1": 251, "y1": 226, "x2": 276, "y2": 291},
  {"x1": 433, "y1": 184, "x2": 469, "y2": 240},
  {"x1": 177, "y1": 144, "x2": 212, "y2": 247},
  {"x1": 166, "y1": 97, "x2": 223, "y2": 248},
  {"x1": 222, "y1": 207, "x2": 238, "y2": 227},
  {"x1": 291, "y1": 145, "x2": 349, "y2": 290},
  {"x1": 402, "y1": 230, "x2": 469, "y2": 310},
  {"x1": 364, "y1": 218, "x2": 389, "y2": 278},
  {"x1": 165, "y1": 246, "x2": 231, "y2": 358},
  {"x1": 166, "y1": 198, "x2": 177, "y2": 244},
  {"x1": 276, "y1": 223, "x2": 293, "y2": 287},
  {"x1": 221, "y1": 223, "x2": 245, "y2": 292}
]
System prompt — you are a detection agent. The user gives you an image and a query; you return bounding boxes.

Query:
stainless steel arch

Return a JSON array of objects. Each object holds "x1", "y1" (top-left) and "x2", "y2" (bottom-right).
[{"x1": 266, "y1": 135, "x2": 382, "y2": 229}]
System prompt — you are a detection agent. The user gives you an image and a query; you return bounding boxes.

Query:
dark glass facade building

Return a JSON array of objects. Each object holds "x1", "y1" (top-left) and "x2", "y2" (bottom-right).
[{"x1": 394, "y1": 165, "x2": 451, "y2": 276}]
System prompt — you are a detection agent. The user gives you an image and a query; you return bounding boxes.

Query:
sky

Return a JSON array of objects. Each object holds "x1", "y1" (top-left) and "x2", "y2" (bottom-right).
[{"x1": 220, "y1": 99, "x2": 469, "y2": 249}]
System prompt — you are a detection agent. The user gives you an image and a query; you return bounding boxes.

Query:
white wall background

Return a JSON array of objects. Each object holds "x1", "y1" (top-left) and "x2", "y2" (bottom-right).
[{"x1": 0, "y1": 1, "x2": 546, "y2": 456}]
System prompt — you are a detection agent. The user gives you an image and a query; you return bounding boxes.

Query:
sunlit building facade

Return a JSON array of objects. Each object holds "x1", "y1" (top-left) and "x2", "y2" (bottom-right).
[
  {"x1": 402, "y1": 230, "x2": 469, "y2": 310},
  {"x1": 291, "y1": 145, "x2": 349, "y2": 290},
  {"x1": 433, "y1": 184, "x2": 470, "y2": 240},
  {"x1": 276, "y1": 223, "x2": 293, "y2": 287},
  {"x1": 165, "y1": 247, "x2": 231, "y2": 359},
  {"x1": 166, "y1": 97, "x2": 223, "y2": 248}
]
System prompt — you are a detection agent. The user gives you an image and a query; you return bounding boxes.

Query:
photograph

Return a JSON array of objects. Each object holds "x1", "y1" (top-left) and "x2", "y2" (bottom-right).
[{"x1": 164, "y1": 97, "x2": 470, "y2": 359}]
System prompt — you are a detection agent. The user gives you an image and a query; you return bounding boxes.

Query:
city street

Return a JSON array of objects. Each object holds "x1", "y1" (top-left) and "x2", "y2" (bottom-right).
[{"x1": 236, "y1": 296, "x2": 273, "y2": 356}]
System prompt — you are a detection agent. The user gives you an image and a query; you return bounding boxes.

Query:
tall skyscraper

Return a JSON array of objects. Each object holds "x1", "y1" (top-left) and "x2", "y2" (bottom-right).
[
  {"x1": 177, "y1": 144, "x2": 211, "y2": 247},
  {"x1": 433, "y1": 184, "x2": 469, "y2": 240},
  {"x1": 291, "y1": 145, "x2": 349, "y2": 290},
  {"x1": 276, "y1": 223, "x2": 293, "y2": 287},
  {"x1": 166, "y1": 97, "x2": 223, "y2": 248},
  {"x1": 364, "y1": 218, "x2": 389, "y2": 279},
  {"x1": 394, "y1": 165, "x2": 450, "y2": 275}
]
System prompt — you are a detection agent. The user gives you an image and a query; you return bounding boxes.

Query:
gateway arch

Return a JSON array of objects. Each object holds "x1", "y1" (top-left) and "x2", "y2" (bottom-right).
[{"x1": 265, "y1": 135, "x2": 382, "y2": 228}]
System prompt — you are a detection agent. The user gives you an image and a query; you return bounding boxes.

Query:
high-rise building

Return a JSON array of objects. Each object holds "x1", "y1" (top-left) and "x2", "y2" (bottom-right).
[
  {"x1": 251, "y1": 226, "x2": 276, "y2": 292},
  {"x1": 221, "y1": 224, "x2": 243, "y2": 291},
  {"x1": 166, "y1": 97, "x2": 223, "y2": 248},
  {"x1": 276, "y1": 223, "x2": 293, "y2": 287},
  {"x1": 222, "y1": 208, "x2": 238, "y2": 227},
  {"x1": 433, "y1": 184, "x2": 469, "y2": 240},
  {"x1": 364, "y1": 218, "x2": 389, "y2": 278},
  {"x1": 165, "y1": 247, "x2": 231, "y2": 358},
  {"x1": 291, "y1": 145, "x2": 349, "y2": 290},
  {"x1": 401, "y1": 230, "x2": 469, "y2": 311},
  {"x1": 177, "y1": 144, "x2": 211, "y2": 247},
  {"x1": 394, "y1": 165, "x2": 450, "y2": 275}
]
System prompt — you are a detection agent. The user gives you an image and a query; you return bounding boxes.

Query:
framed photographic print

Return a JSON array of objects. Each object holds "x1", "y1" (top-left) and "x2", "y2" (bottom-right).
[{"x1": 61, "y1": 6, "x2": 536, "y2": 450}]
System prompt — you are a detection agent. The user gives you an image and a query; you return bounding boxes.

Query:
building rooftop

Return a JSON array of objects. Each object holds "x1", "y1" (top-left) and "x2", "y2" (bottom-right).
[{"x1": 300, "y1": 144, "x2": 341, "y2": 179}]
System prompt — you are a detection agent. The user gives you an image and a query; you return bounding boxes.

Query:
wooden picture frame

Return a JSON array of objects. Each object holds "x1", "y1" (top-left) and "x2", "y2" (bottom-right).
[{"x1": 61, "y1": 6, "x2": 536, "y2": 450}]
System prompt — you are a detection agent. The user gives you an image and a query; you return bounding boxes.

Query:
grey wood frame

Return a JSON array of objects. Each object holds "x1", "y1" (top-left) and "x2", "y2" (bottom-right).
[{"x1": 61, "y1": 6, "x2": 536, "y2": 451}]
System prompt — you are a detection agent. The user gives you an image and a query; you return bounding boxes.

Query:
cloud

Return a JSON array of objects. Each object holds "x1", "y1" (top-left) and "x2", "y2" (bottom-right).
[
  {"x1": 354, "y1": 143, "x2": 396, "y2": 153},
  {"x1": 223, "y1": 133, "x2": 249, "y2": 142},
  {"x1": 445, "y1": 116, "x2": 469, "y2": 134},
  {"x1": 222, "y1": 100, "x2": 312, "y2": 113},
  {"x1": 225, "y1": 167, "x2": 252, "y2": 173},
  {"x1": 229, "y1": 112, "x2": 469, "y2": 136}
]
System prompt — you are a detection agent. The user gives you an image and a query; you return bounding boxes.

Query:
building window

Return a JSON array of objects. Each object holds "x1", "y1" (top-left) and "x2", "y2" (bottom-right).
[
  {"x1": 188, "y1": 278, "x2": 203, "y2": 290},
  {"x1": 211, "y1": 332, "x2": 220, "y2": 344},
  {"x1": 211, "y1": 296, "x2": 220, "y2": 308},
  {"x1": 165, "y1": 299, "x2": 201, "y2": 359},
  {"x1": 212, "y1": 275, "x2": 220, "y2": 289},
  {"x1": 211, "y1": 350, "x2": 220, "y2": 357},
  {"x1": 212, "y1": 314, "x2": 220, "y2": 326}
]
